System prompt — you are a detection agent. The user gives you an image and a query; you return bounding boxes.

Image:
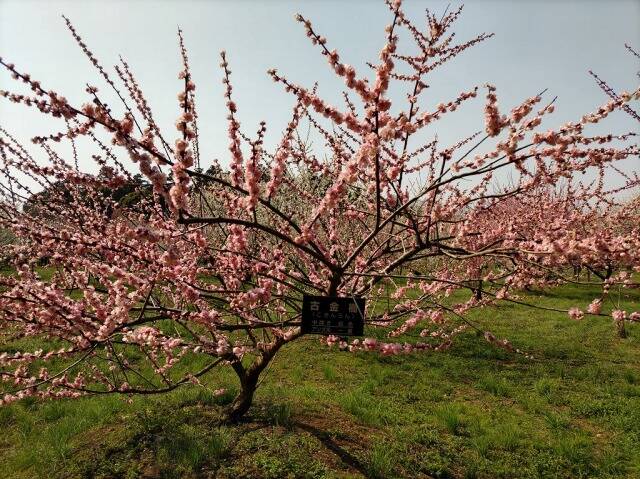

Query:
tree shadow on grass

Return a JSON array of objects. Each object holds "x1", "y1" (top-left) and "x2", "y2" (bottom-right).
[{"x1": 292, "y1": 420, "x2": 369, "y2": 477}]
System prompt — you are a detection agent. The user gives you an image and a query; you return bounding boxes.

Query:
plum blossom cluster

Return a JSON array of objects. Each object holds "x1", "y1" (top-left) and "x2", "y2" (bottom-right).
[{"x1": 169, "y1": 30, "x2": 198, "y2": 212}]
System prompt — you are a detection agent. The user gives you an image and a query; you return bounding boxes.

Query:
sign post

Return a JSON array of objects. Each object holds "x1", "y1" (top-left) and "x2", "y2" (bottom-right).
[{"x1": 301, "y1": 295, "x2": 365, "y2": 336}]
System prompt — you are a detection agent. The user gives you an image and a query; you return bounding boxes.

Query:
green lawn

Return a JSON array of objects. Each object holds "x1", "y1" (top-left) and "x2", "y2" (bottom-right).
[{"x1": 1, "y1": 281, "x2": 639, "y2": 478}]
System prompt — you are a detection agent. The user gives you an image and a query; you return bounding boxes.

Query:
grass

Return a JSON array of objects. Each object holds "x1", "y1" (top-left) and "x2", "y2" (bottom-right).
[{"x1": 0, "y1": 281, "x2": 639, "y2": 478}]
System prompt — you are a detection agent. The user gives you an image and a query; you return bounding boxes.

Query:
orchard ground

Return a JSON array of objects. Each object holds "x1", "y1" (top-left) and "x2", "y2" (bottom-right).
[{"x1": 0, "y1": 268, "x2": 639, "y2": 478}]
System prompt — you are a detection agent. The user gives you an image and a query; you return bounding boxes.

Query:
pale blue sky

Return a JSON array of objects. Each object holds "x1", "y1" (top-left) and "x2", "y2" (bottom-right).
[{"x1": 1, "y1": 0, "x2": 638, "y2": 191}]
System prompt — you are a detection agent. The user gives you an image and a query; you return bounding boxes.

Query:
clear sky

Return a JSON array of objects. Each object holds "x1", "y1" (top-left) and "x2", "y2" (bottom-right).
[{"x1": 0, "y1": 0, "x2": 639, "y2": 192}]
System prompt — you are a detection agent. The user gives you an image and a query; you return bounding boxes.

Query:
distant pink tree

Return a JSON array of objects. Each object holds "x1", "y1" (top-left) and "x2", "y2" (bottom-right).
[
  {"x1": 0, "y1": 1, "x2": 638, "y2": 420},
  {"x1": 458, "y1": 185, "x2": 640, "y2": 332}
]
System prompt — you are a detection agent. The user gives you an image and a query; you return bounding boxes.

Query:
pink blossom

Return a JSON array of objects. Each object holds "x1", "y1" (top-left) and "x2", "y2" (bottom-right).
[
  {"x1": 363, "y1": 338, "x2": 378, "y2": 351},
  {"x1": 568, "y1": 307, "x2": 584, "y2": 321},
  {"x1": 587, "y1": 299, "x2": 602, "y2": 315},
  {"x1": 612, "y1": 310, "x2": 627, "y2": 322}
]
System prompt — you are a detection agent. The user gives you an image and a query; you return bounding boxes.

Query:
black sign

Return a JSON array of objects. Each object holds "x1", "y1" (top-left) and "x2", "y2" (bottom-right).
[{"x1": 301, "y1": 295, "x2": 365, "y2": 336}]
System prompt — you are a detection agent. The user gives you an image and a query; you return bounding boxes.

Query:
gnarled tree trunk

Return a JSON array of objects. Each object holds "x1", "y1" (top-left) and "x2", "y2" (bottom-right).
[{"x1": 225, "y1": 336, "x2": 289, "y2": 422}]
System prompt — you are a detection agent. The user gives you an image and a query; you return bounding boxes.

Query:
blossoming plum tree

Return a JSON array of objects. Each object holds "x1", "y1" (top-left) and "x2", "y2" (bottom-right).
[{"x1": 0, "y1": 0, "x2": 638, "y2": 420}]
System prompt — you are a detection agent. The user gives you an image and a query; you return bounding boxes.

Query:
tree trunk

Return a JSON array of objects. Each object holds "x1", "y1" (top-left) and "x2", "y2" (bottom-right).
[
  {"x1": 605, "y1": 264, "x2": 613, "y2": 280},
  {"x1": 616, "y1": 319, "x2": 628, "y2": 339},
  {"x1": 226, "y1": 373, "x2": 258, "y2": 423},
  {"x1": 474, "y1": 279, "x2": 483, "y2": 300},
  {"x1": 224, "y1": 336, "x2": 289, "y2": 422}
]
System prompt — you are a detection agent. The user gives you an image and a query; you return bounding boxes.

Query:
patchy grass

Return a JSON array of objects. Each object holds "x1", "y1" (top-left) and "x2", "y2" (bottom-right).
[{"x1": 0, "y1": 282, "x2": 639, "y2": 478}]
